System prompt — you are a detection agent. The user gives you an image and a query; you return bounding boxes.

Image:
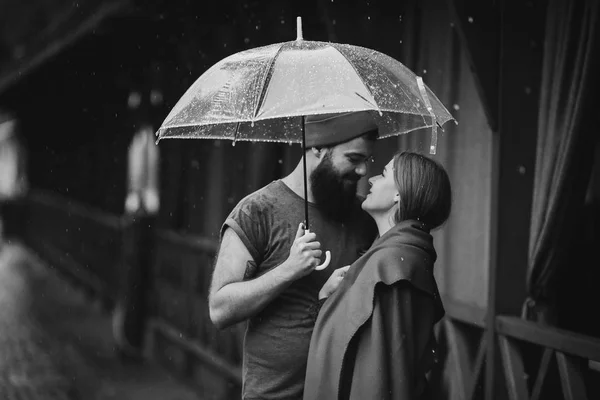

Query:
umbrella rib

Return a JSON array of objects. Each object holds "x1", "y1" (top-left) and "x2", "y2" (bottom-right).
[
  {"x1": 251, "y1": 42, "x2": 287, "y2": 121},
  {"x1": 329, "y1": 44, "x2": 381, "y2": 113}
]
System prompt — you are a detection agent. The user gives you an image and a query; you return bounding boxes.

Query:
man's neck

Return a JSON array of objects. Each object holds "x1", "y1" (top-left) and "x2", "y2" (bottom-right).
[{"x1": 281, "y1": 157, "x2": 315, "y2": 203}]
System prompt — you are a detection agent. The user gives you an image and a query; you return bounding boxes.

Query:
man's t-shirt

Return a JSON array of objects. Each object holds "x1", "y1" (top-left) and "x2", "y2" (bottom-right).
[{"x1": 222, "y1": 179, "x2": 376, "y2": 400}]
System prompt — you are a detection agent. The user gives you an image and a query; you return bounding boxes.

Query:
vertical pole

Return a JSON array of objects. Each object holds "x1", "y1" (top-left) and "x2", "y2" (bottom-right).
[
  {"x1": 116, "y1": 212, "x2": 155, "y2": 360},
  {"x1": 302, "y1": 116, "x2": 310, "y2": 229}
]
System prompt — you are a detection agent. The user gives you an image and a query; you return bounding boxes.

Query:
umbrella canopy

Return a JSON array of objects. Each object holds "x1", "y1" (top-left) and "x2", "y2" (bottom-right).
[
  {"x1": 156, "y1": 18, "x2": 456, "y2": 268},
  {"x1": 156, "y1": 18, "x2": 455, "y2": 154}
]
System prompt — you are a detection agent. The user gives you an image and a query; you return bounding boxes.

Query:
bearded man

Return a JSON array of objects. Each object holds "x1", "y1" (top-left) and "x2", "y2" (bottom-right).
[{"x1": 208, "y1": 111, "x2": 379, "y2": 400}]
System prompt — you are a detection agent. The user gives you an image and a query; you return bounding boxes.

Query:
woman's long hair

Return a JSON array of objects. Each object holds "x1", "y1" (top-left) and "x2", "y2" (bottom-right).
[{"x1": 392, "y1": 151, "x2": 452, "y2": 230}]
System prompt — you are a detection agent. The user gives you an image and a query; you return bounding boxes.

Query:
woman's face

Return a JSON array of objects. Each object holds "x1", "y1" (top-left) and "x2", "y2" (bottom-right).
[{"x1": 361, "y1": 158, "x2": 398, "y2": 214}]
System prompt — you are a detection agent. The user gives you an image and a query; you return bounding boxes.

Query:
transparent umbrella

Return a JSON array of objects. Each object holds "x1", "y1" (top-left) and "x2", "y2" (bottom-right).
[
  {"x1": 157, "y1": 17, "x2": 456, "y2": 268},
  {"x1": 158, "y1": 18, "x2": 454, "y2": 148}
]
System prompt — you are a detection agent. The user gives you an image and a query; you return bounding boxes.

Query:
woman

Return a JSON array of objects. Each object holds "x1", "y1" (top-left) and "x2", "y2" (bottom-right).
[{"x1": 304, "y1": 151, "x2": 451, "y2": 400}]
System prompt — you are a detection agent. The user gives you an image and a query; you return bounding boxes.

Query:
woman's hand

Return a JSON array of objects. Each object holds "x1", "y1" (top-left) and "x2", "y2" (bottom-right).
[{"x1": 318, "y1": 265, "x2": 351, "y2": 300}]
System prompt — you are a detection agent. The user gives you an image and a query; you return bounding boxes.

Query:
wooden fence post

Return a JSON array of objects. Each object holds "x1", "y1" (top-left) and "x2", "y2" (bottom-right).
[{"x1": 115, "y1": 211, "x2": 156, "y2": 359}]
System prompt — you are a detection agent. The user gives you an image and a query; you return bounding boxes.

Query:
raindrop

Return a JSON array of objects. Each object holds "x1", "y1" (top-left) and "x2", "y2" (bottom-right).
[
  {"x1": 423, "y1": 69, "x2": 427, "y2": 74},
  {"x1": 232, "y1": 141, "x2": 236, "y2": 147},
  {"x1": 468, "y1": 16, "x2": 474, "y2": 23},
  {"x1": 332, "y1": 19, "x2": 336, "y2": 25},
  {"x1": 399, "y1": 15, "x2": 403, "y2": 22},
  {"x1": 255, "y1": 25, "x2": 260, "y2": 30},
  {"x1": 367, "y1": 16, "x2": 371, "y2": 20},
  {"x1": 524, "y1": 86, "x2": 532, "y2": 94},
  {"x1": 224, "y1": 43, "x2": 227, "y2": 48},
  {"x1": 399, "y1": 40, "x2": 403, "y2": 44},
  {"x1": 278, "y1": 159, "x2": 283, "y2": 164},
  {"x1": 401, "y1": 257, "x2": 404, "y2": 261},
  {"x1": 281, "y1": 19, "x2": 285, "y2": 24},
  {"x1": 150, "y1": 89, "x2": 163, "y2": 106},
  {"x1": 244, "y1": 38, "x2": 250, "y2": 44},
  {"x1": 450, "y1": 22, "x2": 455, "y2": 27},
  {"x1": 453, "y1": 104, "x2": 460, "y2": 111},
  {"x1": 127, "y1": 92, "x2": 141, "y2": 109}
]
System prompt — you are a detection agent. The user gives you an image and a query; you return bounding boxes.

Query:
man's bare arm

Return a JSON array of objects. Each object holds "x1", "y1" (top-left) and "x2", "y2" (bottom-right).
[{"x1": 208, "y1": 224, "x2": 322, "y2": 330}]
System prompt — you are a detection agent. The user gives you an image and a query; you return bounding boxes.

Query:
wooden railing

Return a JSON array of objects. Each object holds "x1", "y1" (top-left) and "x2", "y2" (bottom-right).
[
  {"x1": 20, "y1": 190, "x2": 243, "y2": 399},
  {"x1": 17, "y1": 190, "x2": 600, "y2": 400},
  {"x1": 439, "y1": 299, "x2": 600, "y2": 400},
  {"x1": 21, "y1": 190, "x2": 127, "y2": 306},
  {"x1": 146, "y1": 228, "x2": 244, "y2": 398},
  {"x1": 496, "y1": 316, "x2": 600, "y2": 400}
]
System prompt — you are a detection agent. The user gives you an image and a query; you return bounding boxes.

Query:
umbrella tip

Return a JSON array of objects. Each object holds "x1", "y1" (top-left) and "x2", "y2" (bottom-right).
[{"x1": 296, "y1": 16, "x2": 303, "y2": 41}]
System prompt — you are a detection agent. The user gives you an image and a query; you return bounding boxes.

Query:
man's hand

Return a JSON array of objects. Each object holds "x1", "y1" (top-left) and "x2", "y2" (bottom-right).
[
  {"x1": 319, "y1": 265, "x2": 351, "y2": 300},
  {"x1": 283, "y1": 223, "x2": 323, "y2": 279}
]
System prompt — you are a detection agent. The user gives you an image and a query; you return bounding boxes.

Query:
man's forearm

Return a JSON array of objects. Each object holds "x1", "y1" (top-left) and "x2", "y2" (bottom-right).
[{"x1": 209, "y1": 261, "x2": 295, "y2": 329}]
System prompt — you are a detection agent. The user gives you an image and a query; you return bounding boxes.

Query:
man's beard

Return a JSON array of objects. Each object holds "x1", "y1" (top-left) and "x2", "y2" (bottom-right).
[{"x1": 310, "y1": 152, "x2": 360, "y2": 222}]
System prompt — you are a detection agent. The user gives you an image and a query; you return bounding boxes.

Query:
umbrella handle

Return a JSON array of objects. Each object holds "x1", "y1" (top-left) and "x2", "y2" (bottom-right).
[
  {"x1": 315, "y1": 250, "x2": 332, "y2": 271},
  {"x1": 304, "y1": 228, "x2": 332, "y2": 270}
]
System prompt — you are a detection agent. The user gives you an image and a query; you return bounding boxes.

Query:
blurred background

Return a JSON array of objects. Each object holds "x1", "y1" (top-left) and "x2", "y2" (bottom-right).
[{"x1": 0, "y1": 0, "x2": 598, "y2": 399}]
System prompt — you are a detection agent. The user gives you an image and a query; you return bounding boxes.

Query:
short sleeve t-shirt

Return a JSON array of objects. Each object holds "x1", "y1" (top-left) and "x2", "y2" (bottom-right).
[{"x1": 222, "y1": 180, "x2": 376, "y2": 400}]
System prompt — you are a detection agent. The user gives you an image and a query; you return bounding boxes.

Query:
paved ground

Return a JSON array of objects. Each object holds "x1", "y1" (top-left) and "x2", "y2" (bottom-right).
[{"x1": 0, "y1": 240, "x2": 202, "y2": 400}]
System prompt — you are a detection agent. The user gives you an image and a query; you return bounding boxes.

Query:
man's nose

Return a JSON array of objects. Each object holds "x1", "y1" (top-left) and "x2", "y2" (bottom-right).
[{"x1": 356, "y1": 162, "x2": 368, "y2": 177}]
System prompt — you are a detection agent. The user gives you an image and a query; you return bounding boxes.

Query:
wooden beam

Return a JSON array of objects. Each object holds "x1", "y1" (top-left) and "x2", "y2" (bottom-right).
[
  {"x1": 443, "y1": 295, "x2": 487, "y2": 328},
  {"x1": 446, "y1": 0, "x2": 501, "y2": 130},
  {"x1": 0, "y1": 1, "x2": 130, "y2": 94},
  {"x1": 530, "y1": 348, "x2": 554, "y2": 400},
  {"x1": 496, "y1": 316, "x2": 600, "y2": 361},
  {"x1": 486, "y1": 1, "x2": 548, "y2": 399},
  {"x1": 445, "y1": 319, "x2": 471, "y2": 399},
  {"x1": 148, "y1": 318, "x2": 243, "y2": 384},
  {"x1": 154, "y1": 228, "x2": 218, "y2": 255},
  {"x1": 556, "y1": 352, "x2": 588, "y2": 400},
  {"x1": 498, "y1": 335, "x2": 530, "y2": 400},
  {"x1": 467, "y1": 335, "x2": 488, "y2": 400}
]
